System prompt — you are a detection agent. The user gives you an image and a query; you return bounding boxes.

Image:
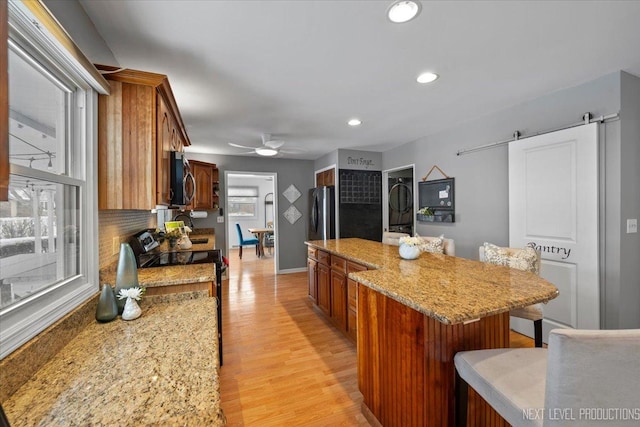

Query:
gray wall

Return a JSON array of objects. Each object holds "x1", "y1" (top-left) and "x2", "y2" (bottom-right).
[
  {"x1": 186, "y1": 153, "x2": 313, "y2": 271},
  {"x1": 42, "y1": 0, "x2": 119, "y2": 66},
  {"x1": 618, "y1": 72, "x2": 640, "y2": 328},
  {"x1": 383, "y1": 71, "x2": 640, "y2": 329}
]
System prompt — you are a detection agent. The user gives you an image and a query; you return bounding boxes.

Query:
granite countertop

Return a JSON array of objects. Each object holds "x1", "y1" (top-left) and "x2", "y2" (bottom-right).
[
  {"x1": 100, "y1": 232, "x2": 217, "y2": 288},
  {"x1": 3, "y1": 294, "x2": 226, "y2": 426},
  {"x1": 306, "y1": 238, "x2": 559, "y2": 325}
]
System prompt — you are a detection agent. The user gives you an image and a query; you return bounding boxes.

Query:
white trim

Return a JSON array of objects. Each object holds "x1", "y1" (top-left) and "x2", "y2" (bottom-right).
[
  {"x1": 278, "y1": 267, "x2": 308, "y2": 274},
  {"x1": 382, "y1": 164, "x2": 416, "y2": 234},
  {"x1": 224, "y1": 171, "x2": 278, "y2": 275}
]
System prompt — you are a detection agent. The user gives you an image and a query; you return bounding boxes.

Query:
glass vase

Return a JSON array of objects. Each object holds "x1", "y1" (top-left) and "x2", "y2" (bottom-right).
[
  {"x1": 115, "y1": 243, "x2": 139, "y2": 314},
  {"x1": 95, "y1": 283, "x2": 118, "y2": 322}
]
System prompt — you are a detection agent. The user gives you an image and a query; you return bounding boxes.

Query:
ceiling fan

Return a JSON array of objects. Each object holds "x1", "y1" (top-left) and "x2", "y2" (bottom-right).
[{"x1": 228, "y1": 133, "x2": 290, "y2": 157}]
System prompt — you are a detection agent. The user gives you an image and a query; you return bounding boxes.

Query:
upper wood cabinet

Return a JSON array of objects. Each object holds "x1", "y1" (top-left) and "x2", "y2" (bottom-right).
[
  {"x1": 315, "y1": 169, "x2": 335, "y2": 187},
  {"x1": 188, "y1": 159, "x2": 219, "y2": 210},
  {"x1": 0, "y1": 0, "x2": 8, "y2": 202},
  {"x1": 96, "y1": 65, "x2": 191, "y2": 209}
]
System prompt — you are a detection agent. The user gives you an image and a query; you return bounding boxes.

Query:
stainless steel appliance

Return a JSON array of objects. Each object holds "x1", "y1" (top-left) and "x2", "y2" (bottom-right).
[
  {"x1": 130, "y1": 231, "x2": 225, "y2": 365},
  {"x1": 170, "y1": 151, "x2": 196, "y2": 206},
  {"x1": 308, "y1": 186, "x2": 335, "y2": 240}
]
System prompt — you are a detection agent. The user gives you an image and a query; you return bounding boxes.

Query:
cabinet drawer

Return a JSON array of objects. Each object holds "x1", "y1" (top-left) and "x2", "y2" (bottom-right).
[
  {"x1": 347, "y1": 261, "x2": 367, "y2": 274},
  {"x1": 318, "y1": 249, "x2": 331, "y2": 266},
  {"x1": 331, "y1": 255, "x2": 347, "y2": 272},
  {"x1": 307, "y1": 246, "x2": 318, "y2": 260}
]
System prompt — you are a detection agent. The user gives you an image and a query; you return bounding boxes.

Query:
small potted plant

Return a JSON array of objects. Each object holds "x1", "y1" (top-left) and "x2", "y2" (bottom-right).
[
  {"x1": 417, "y1": 207, "x2": 435, "y2": 222},
  {"x1": 398, "y1": 235, "x2": 423, "y2": 260},
  {"x1": 118, "y1": 286, "x2": 145, "y2": 321}
]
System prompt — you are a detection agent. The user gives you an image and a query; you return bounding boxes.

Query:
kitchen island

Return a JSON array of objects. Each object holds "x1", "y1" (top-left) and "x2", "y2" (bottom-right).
[
  {"x1": 3, "y1": 294, "x2": 226, "y2": 426},
  {"x1": 306, "y1": 238, "x2": 558, "y2": 427}
]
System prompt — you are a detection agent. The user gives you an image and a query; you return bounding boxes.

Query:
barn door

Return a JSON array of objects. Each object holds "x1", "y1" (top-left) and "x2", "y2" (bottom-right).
[{"x1": 509, "y1": 123, "x2": 599, "y2": 342}]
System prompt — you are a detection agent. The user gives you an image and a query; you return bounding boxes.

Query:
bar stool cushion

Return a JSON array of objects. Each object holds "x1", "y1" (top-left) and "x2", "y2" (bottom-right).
[{"x1": 454, "y1": 348, "x2": 547, "y2": 427}]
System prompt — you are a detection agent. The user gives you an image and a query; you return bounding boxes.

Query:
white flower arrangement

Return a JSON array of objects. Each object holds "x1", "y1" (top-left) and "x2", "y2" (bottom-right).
[
  {"x1": 398, "y1": 236, "x2": 424, "y2": 247},
  {"x1": 117, "y1": 287, "x2": 145, "y2": 301}
]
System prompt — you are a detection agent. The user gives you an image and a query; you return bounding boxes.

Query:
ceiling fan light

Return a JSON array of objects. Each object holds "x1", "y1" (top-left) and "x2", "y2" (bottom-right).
[
  {"x1": 417, "y1": 72, "x2": 438, "y2": 84},
  {"x1": 387, "y1": 0, "x2": 421, "y2": 23},
  {"x1": 255, "y1": 147, "x2": 278, "y2": 156},
  {"x1": 348, "y1": 118, "x2": 362, "y2": 126}
]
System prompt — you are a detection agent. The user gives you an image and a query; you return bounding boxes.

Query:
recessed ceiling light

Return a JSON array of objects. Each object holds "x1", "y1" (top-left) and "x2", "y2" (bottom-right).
[
  {"x1": 417, "y1": 72, "x2": 439, "y2": 84},
  {"x1": 387, "y1": 0, "x2": 421, "y2": 23},
  {"x1": 348, "y1": 118, "x2": 362, "y2": 126},
  {"x1": 255, "y1": 147, "x2": 278, "y2": 156}
]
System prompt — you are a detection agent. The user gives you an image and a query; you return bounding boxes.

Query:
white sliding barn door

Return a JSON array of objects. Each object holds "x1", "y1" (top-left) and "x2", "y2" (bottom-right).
[{"x1": 509, "y1": 123, "x2": 599, "y2": 342}]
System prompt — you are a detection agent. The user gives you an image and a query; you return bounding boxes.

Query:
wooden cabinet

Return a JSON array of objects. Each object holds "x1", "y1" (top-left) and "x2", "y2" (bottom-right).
[
  {"x1": 96, "y1": 65, "x2": 191, "y2": 209},
  {"x1": 307, "y1": 258, "x2": 318, "y2": 303},
  {"x1": 307, "y1": 246, "x2": 368, "y2": 341},
  {"x1": 188, "y1": 160, "x2": 219, "y2": 210},
  {"x1": 307, "y1": 247, "x2": 318, "y2": 302},
  {"x1": 317, "y1": 262, "x2": 331, "y2": 316},
  {"x1": 315, "y1": 168, "x2": 335, "y2": 187},
  {"x1": 330, "y1": 255, "x2": 347, "y2": 331},
  {"x1": 347, "y1": 261, "x2": 367, "y2": 341}
]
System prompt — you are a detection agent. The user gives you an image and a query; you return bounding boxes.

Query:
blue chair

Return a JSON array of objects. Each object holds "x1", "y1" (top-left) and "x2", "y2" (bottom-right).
[{"x1": 235, "y1": 224, "x2": 259, "y2": 259}]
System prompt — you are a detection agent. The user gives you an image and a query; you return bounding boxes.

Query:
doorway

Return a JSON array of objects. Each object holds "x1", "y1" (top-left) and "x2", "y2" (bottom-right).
[
  {"x1": 225, "y1": 171, "x2": 278, "y2": 274},
  {"x1": 382, "y1": 165, "x2": 416, "y2": 236}
]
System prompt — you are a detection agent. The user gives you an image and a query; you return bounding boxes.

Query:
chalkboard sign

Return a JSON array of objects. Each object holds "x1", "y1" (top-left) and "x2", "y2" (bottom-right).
[{"x1": 418, "y1": 178, "x2": 455, "y2": 223}]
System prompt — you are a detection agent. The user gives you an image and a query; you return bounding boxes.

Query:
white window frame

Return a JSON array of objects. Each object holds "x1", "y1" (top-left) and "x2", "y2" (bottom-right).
[{"x1": 0, "y1": 2, "x2": 102, "y2": 359}]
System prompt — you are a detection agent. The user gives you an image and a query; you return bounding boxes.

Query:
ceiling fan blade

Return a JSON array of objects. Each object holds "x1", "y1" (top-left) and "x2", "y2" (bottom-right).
[
  {"x1": 265, "y1": 140, "x2": 285, "y2": 149},
  {"x1": 228, "y1": 142, "x2": 257, "y2": 149}
]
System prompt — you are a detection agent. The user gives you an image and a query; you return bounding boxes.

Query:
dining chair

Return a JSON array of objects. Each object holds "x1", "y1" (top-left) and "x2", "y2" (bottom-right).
[
  {"x1": 263, "y1": 221, "x2": 274, "y2": 254},
  {"x1": 235, "y1": 223, "x2": 259, "y2": 259},
  {"x1": 454, "y1": 328, "x2": 640, "y2": 427},
  {"x1": 382, "y1": 231, "x2": 410, "y2": 246},
  {"x1": 479, "y1": 243, "x2": 543, "y2": 347}
]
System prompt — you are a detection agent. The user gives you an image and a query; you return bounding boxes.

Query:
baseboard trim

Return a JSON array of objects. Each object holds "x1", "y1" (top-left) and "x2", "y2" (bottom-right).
[{"x1": 278, "y1": 267, "x2": 307, "y2": 274}]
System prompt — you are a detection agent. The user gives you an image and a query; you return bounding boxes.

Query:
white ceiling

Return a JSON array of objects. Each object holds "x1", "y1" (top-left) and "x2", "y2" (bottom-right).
[{"x1": 78, "y1": 1, "x2": 640, "y2": 160}]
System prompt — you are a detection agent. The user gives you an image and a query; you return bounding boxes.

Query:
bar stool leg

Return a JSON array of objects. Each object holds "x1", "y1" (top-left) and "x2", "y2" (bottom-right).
[
  {"x1": 455, "y1": 370, "x2": 468, "y2": 427},
  {"x1": 534, "y1": 319, "x2": 543, "y2": 348}
]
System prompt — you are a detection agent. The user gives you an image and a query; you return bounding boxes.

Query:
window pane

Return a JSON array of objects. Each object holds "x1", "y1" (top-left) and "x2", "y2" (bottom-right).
[
  {"x1": 228, "y1": 197, "x2": 258, "y2": 217},
  {"x1": 8, "y1": 47, "x2": 70, "y2": 175},
  {"x1": 0, "y1": 175, "x2": 80, "y2": 309}
]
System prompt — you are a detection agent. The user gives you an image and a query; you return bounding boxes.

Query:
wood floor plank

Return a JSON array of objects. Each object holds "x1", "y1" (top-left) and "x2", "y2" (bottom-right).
[{"x1": 219, "y1": 248, "x2": 536, "y2": 426}]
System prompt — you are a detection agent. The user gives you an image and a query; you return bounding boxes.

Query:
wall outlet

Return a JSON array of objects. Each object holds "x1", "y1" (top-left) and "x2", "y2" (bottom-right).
[
  {"x1": 627, "y1": 219, "x2": 638, "y2": 234},
  {"x1": 112, "y1": 236, "x2": 120, "y2": 254},
  {"x1": 217, "y1": 216, "x2": 224, "y2": 223}
]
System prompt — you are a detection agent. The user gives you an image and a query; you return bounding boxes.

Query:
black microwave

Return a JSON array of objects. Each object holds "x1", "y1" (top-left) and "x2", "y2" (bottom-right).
[{"x1": 170, "y1": 151, "x2": 195, "y2": 206}]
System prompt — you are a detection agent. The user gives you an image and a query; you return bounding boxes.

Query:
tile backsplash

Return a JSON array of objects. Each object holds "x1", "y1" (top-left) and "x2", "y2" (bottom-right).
[{"x1": 98, "y1": 210, "x2": 156, "y2": 269}]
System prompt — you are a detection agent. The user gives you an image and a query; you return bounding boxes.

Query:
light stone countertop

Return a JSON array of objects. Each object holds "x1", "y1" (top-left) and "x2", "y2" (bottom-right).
[
  {"x1": 306, "y1": 238, "x2": 559, "y2": 325},
  {"x1": 99, "y1": 232, "x2": 217, "y2": 288},
  {"x1": 3, "y1": 295, "x2": 226, "y2": 426}
]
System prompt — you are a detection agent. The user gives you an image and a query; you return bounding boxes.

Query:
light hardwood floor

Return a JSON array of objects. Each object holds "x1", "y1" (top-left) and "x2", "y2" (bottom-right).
[{"x1": 219, "y1": 249, "x2": 535, "y2": 426}]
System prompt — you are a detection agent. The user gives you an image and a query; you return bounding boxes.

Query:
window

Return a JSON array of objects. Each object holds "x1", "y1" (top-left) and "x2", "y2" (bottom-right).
[
  {"x1": 0, "y1": 2, "x2": 105, "y2": 359},
  {"x1": 228, "y1": 187, "x2": 258, "y2": 219}
]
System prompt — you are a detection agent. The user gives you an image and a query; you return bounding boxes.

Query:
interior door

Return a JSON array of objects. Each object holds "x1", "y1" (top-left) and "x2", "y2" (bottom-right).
[{"x1": 509, "y1": 123, "x2": 599, "y2": 342}]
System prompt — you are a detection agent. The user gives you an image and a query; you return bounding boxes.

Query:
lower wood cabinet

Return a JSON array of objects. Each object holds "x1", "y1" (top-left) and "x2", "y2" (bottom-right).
[{"x1": 307, "y1": 247, "x2": 368, "y2": 342}]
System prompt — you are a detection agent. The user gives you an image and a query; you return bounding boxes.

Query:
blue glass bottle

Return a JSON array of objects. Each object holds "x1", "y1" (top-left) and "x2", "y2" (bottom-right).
[{"x1": 114, "y1": 243, "x2": 139, "y2": 314}]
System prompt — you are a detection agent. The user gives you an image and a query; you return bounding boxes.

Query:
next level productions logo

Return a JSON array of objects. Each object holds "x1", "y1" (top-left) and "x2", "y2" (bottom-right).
[{"x1": 523, "y1": 407, "x2": 640, "y2": 422}]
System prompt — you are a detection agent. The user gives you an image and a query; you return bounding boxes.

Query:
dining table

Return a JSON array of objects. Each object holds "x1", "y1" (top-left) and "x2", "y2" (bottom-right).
[{"x1": 247, "y1": 227, "x2": 273, "y2": 257}]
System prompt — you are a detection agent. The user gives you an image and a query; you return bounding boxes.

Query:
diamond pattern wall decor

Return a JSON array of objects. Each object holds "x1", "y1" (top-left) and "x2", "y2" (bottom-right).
[
  {"x1": 283, "y1": 205, "x2": 302, "y2": 224},
  {"x1": 283, "y1": 184, "x2": 301, "y2": 204}
]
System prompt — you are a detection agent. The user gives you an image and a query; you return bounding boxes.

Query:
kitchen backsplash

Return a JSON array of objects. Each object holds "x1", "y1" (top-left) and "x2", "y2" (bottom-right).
[{"x1": 98, "y1": 210, "x2": 156, "y2": 269}]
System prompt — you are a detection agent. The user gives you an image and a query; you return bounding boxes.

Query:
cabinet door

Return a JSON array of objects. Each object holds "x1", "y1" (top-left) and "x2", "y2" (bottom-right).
[
  {"x1": 330, "y1": 268, "x2": 347, "y2": 331},
  {"x1": 307, "y1": 258, "x2": 317, "y2": 302},
  {"x1": 317, "y1": 263, "x2": 331, "y2": 316},
  {"x1": 192, "y1": 162, "x2": 213, "y2": 209},
  {"x1": 347, "y1": 261, "x2": 367, "y2": 341},
  {"x1": 156, "y1": 94, "x2": 173, "y2": 205},
  {"x1": 98, "y1": 81, "x2": 155, "y2": 209}
]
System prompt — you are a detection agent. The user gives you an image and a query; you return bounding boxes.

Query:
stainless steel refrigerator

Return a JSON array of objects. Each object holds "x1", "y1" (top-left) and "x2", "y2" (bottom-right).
[{"x1": 308, "y1": 186, "x2": 335, "y2": 240}]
